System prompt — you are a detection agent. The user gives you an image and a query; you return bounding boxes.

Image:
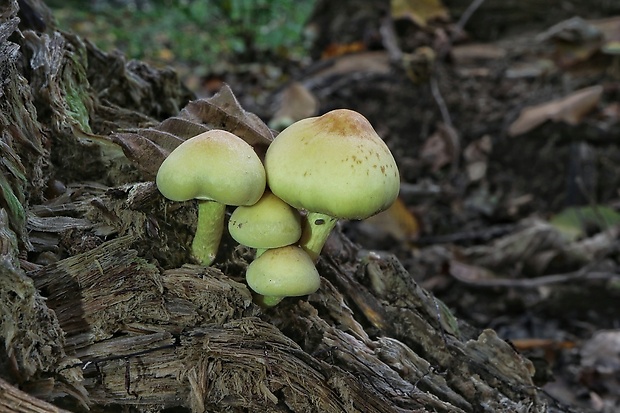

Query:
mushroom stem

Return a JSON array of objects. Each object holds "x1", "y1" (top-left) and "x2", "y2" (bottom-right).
[
  {"x1": 256, "y1": 295, "x2": 284, "y2": 307},
  {"x1": 192, "y1": 200, "x2": 226, "y2": 266},
  {"x1": 299, "y1": 212, "x2": 338, "y2": 262}
]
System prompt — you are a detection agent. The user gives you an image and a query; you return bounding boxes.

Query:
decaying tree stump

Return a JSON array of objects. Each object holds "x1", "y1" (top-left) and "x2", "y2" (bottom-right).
[{"x1": 0, "y1": 1, "x2": 549, "y2": 412}]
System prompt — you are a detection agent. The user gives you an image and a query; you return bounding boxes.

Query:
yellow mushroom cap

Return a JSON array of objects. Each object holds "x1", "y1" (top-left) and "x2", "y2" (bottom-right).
[
  {"x1": 246, "y1": 245, "x2": 320, "y2": 297},
  {"x1": 228, "y1": 191, "x2": 302, "y2": 249},
  {"x1": 264, "y1": 109, "x2": 400, "y2": 220},
  {"x1": 156, "y1": 130, "x2": 266, "y2": 205}
]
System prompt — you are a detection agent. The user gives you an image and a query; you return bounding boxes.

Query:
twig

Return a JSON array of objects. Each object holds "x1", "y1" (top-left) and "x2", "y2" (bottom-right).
[
  {"x1": 430, "y1": 75, "x2": 453, "y2": 130},
  {"x1": 416, "y1": 224, "x2": 515, "y2": 245},
  {"x1": 430, "y1": 74, "x2": 461, "y2": 174},
  {"x1": 380, "y1": 15, "x2": 403, "y2": 62},
  {"x1": 451, "y1": 266, "x2": 620, "y2": 288},
  {"x1": 456, "y1": 0, "x2": 486, "y2": 33}
]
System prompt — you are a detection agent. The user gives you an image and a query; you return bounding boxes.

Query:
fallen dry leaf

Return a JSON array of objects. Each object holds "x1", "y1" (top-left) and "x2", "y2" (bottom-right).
[
  {"x1": 508, "y1": 85, "x2": 603, "y2": 136},
  {"x1": 535, "y1": 16, "x2": 620, "y2": 69},
  {"x1": 580, "y1": 330, "x2": 620, "y2": 398},
  {"x1": 448, "y1": 260, "x2": 498, "y2": 284},
  {"x1": 588, "y1": 16, "x2": 620, "y2": 45},
  {"x1": 511, "y1": 338, "x2": 576, "y2": 352},
  {"x1": 112, "y1": 84, "x2": 274, "y2": 179},
  {"x1": 180, "y1": 84, "x2": 274, "y2": 147},
  {"x1": 451, "y1": 43, "x2": 506, "y2": 64},
  {"x1": 463, "y1": 135, "x2": 492, "y2": 182},
  {"x1": 269, "y1": 82, "x2": 319, "y2": 131},
  {"x1": 321, "y1": 41, "x2": 366, "y2": 59},
  {"x1": 421, "y1": 131, "x2": 451, "y2": 171},
  {"x1": 391, "y1": 0, "x2": 450, "y2": 27},
  {"x1": 362, "y1": 197, "x2": 420, "y2": 241},
  {"x1": 155, "y1": 117, "x2": 210, "y2": 140},
  {"x1": 110, "y1": 132, "x2": 170, "y2": 179},
  {"x1": 537, "y1": 17, "x2": 603, "y2": 67},
  {"x1": 420, "y1": 123, "x2": 460, "y2": 172},
  {"x1": 313, "y1": 51, "x2": 391, "y2": 79},
  {"x1": 511, "y1": 338, "x2": 576, "y2": 367},
  {"x1": 601, "y1": 102, "x2": 620, "y2": 120},
  {"x1": 504, "y1": 59, "x2": 556, "y2": 79}
]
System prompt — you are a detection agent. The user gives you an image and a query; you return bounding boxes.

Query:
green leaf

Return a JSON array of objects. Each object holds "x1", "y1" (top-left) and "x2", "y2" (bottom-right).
[{"x1": 550, "y1": 205, "x2": 620, "y2": 241}]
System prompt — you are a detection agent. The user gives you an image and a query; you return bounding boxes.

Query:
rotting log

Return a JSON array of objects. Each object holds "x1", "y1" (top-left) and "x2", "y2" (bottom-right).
[{"x1": 0, "y1": 1, "x2": 547, "y2": 412}]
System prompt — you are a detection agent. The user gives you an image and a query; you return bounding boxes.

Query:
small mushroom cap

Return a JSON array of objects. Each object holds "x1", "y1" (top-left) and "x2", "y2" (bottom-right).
[
  {"x1": 229, "y1": 191, "x2": 302, "y2": 249},
  {"x1": 246, "y1": 245, "x2": 320, "y2": 297},
  {"x1": 265, "y1": 109, "x2": 400, "y2": 220},
  {"x1": 156, "y1": 130, "x2": 266, "y2": 205}
]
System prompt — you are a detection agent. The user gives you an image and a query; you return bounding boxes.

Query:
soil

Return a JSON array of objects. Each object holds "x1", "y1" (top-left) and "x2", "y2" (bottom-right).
[{"x1": 2, "y1": 0, "x2": 620, "y2": 412}]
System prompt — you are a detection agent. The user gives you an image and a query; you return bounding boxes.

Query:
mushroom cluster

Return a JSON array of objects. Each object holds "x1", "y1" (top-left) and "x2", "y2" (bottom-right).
[{"x1": 156, "y1": 109, "x2": 400, "y2": 306}]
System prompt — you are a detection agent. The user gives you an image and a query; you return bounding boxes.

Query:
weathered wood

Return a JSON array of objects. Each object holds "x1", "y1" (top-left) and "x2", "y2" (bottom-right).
[
  {"x1": 0, "y1": 377, "x2": 73, "y2": 413},
  {"x1": 19, "y1": 210, "x2": 542, "y2": 411}
]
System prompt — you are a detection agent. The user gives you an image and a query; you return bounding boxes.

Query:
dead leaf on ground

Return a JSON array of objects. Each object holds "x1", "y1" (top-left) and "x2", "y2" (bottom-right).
[
  {"x1": 312, "y1": 51, "x2": 392, "y2": 79},
  {"x1": 361, "y1": 197, "x2": 420, "y2": 241},
  {"x1": 508, "y1": 85, "x2": 603, "y2": 136},
  {"x1": 509, "y1": 61, "x2": 559, "y2": 80},
  {"x1": 420, "y1": 123, "x2": 460, "y2": 172},
  {"x1": 269, "y1": 82, "x2": 319, "y2": 131},
  {"x1": 321, "y1": 41, "x2": 366, "y2": 59},
  {"x1": 536, "y1": 16, "x2": 620, "y2": 69},
  {"x1": 450, "y1": 43, "x2": 506, "y2": 64},
  {"x1": 391, "y1": 0, "x2": 450, "y2": 27},
  {"x1": 448, "y1": 260, "x2": 499, "y2": 284},
  {"x1": 590, "y1": 16, "x2": 620, "y2": 43},
  {"x1": 601, "y1": 102, "x2": 620, "y2": 120},
  {"x1": 511, "y1": 338, "x2": 576, "y2": 352},
  {"x1": 463, "y1": 135, "x2": 492, "y2": 182},
  {"x1": 580, "y1": 330, "x2": 620, "y2": 399},
  {"x1": 537, "y1": 17, "x2": 603, "y2": 67}
]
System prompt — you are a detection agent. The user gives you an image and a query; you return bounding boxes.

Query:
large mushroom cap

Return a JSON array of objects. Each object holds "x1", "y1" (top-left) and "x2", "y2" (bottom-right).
[
  {"x1": 156, "y1": 130, "x2": 266, "y2": 205},
  {"x1": 264, "y1": 109, "x2": 400, "y2": 220},
  {"x1": 246, "y1": 245, "x2": 320, "y2": 298},
  {"x1": 228, "y1": 191, "x2": 301, "y2": 249}
]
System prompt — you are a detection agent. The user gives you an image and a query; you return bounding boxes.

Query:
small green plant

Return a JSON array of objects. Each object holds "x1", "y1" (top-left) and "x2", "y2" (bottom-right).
[
  {"x1": 221, "y1": 0, "x2": 315, "y2": 55},
  {"x1": 48, "y1": 0, "x2": 316, "y2": 68}
]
